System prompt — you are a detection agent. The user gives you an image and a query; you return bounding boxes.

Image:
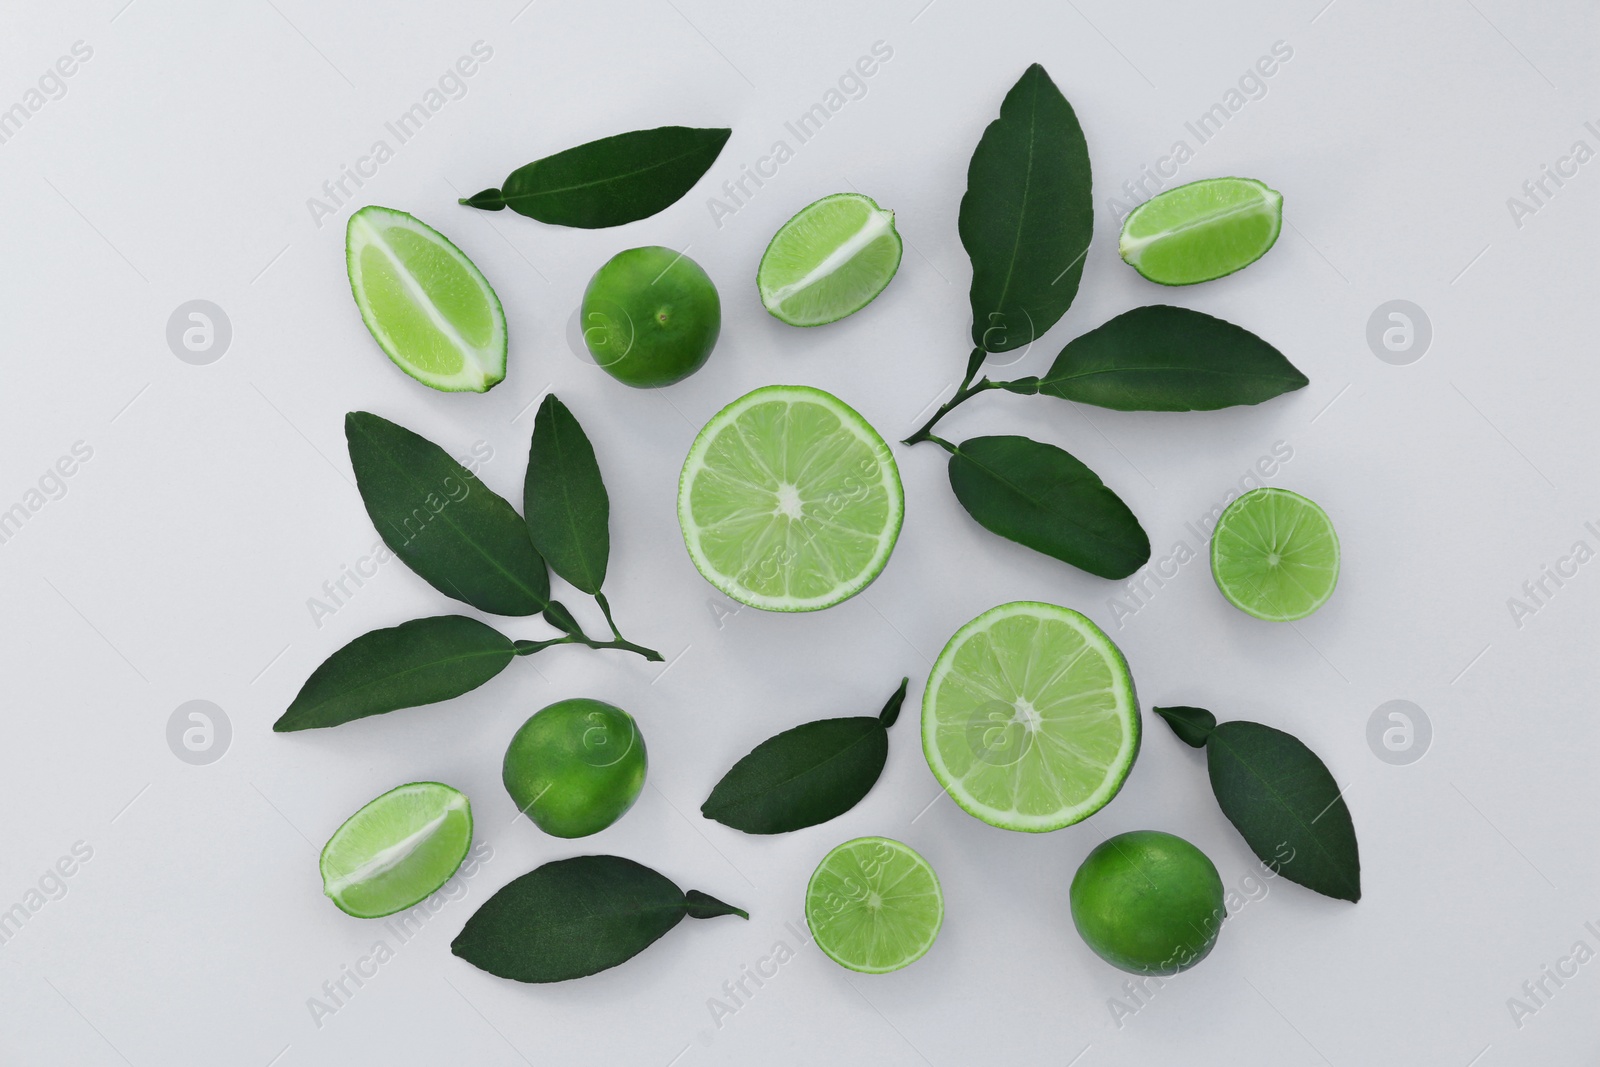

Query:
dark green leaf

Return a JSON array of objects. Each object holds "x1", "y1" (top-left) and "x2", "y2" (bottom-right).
[
  {"x1": 1034, "y1": 306, "x2": 1309, "y2": 411},
  {"x1": 274, "y1": 615, "x2": 514, "y2": 732},
  {"x1": 1206, "y1": 721, "x2": 1361, "y2": 902},
  {"x1": 469, "y1": 126, "x2": 732, "y2": 228},
  {"x1": 1154, "y1": 705, "x2": 1217, "y2": 748},
  {"x1": 702, "y1": 679, "x2": 909, "y2": 834},
  {"x1": 347, "y1": 412, "x2": 549, "y2": 616},
  {"x1": 959, "y1": 64, "x2": 1092, "y2": 353},
  {"x1": 459, "y1": 187, "x2": 505, "y2": 211},
  {"x1": 451, "y1": 855, "x2": 746, "y2": 982},
  {"x1": 525, "y1": 394, "x2": 609, "y2": 594},
  {"x1": 947, "y1": 435, "x2": 1149, "y2": 579},
  {"x1": 542, "y1": 600, "x2": 583, "y2": 636}
]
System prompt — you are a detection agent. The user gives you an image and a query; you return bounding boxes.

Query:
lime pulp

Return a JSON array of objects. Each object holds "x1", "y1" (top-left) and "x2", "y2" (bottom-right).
[
  {"x1": 1210, "y1": 487, "x2": 1339, "y2": 621},
  {"x1": 757, "y1": 193, "x2": 902, "y2": 326},
  {"x1": 1118, "y1": 177, "x2": 1282, "y2": 286},
  {"x1": 320, "y1": 782, "x2": 473, "y2": 918},
  {"x1": 805, "y1": 837, "x2": 943, "y2": 973}
]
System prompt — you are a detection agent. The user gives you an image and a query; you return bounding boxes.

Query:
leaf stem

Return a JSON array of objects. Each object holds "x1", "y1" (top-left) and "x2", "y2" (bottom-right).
[{"x1": 903, "y1": 348, "x2": 1005, "y2": 446}]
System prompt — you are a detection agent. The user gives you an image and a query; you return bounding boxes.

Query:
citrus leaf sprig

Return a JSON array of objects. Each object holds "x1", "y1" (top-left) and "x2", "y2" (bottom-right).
[
  {"x1": 452, "y1": 855, "x2": 747, "y2": 983},
  {"x1": 701, "y1": 678, "x2": 909, "y2": 834},
  {"x1": 275, "y1": 400, "x2": 660, "y2": 733},
  {"x1": 902, "y1": 64, "x2": 1308, "y2": 581},
  {"x1": 1155, "y1": 705, "x2": 1361, "y2": 902}
]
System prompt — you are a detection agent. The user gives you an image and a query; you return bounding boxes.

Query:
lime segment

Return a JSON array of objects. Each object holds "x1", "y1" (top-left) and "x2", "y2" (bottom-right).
[
  {"x1": 758, "y1": 194, "x2": 902, "y2": 326},
  {"x1": 678, "y1": 385, "x2": 903, "y2": 611},
  {"x1": 346, "y1": 205, "x2": 507, "y2": 392},
  {"x1": 805, "y1": 837, "x2": 943, "y2": 973},
  {"x1": 1119, "y1": 177, "x2": 1282, "y2": 286},
  {"x1": 1210, "y1": 487, "x2": 1339, "y2": 621},
  {"x1": 320, "y1": 782, "x2": 473, "y2": 918},
  {"x1": 923, "y1": 602, "x2": 1140, "y2": 832}
]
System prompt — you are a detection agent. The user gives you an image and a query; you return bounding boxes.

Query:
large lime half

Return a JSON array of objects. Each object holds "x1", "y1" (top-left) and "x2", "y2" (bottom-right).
[
  {"x1": 1119, "y1": 177, "x2": 1282, "y2": 286},
  {"x1": 923, "y1": 602, "x2": 1139, "y2": 832},
  {"x1": 678, "y1": 385, "x2": 903, "y2": 611},
  {"x1": 805, "y1": 837, "x2": 943, "y2": 974},
  {"x1": 1210, "y1": 487, "x2": 1340, "y2": 621},
  {"x1": 346, "y1": 205, "x2": 507, "y2": 392},
  {"x1": 320, "y1": 782, "x2": 473, "y2": 918},
  {"x1": 757, "y1": 193, "x2": 902, "y2": 326}
]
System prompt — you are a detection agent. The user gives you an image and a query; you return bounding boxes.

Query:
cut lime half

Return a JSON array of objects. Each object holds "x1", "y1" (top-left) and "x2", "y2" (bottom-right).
[
  {"x1": 320, "y1": 782, "x2": 473, "y2": 918},
  {"x1": 805, "y1": 837, "x2": 943, "y2": 973},
  {"x1": 1119, "y1": 177, "x2": 1282, "y2": 286},
  {"x1": 678, "y1": 385, "x2": 903, "y2": 611},
  {"x1": 1210, "y1": 487, "x2": 1339, "y2": 621},
  {"x1": 758, "y1": 193, "x2": 902, "y2": 326},
  {"x1": 923, "y1": 602, "x2": 1140, "y2": 833},
  {"x1": 346, "y1": 205, "x2": 507, "y2": 392}
]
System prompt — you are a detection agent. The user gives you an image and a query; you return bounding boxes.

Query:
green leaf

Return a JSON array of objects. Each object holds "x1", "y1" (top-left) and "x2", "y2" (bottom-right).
[
  {"x1": 702, "y1": 679, "x2": 908, "y2": 835},
  {"x1": 451, "y1": 855, "x2": 746, "y2": 982},
  {"x1": 347, "y1": 412, "x2": 549, "y2": 616},
  {"x1": 1206, "y1": 721, "x2": 1361, "y2": 902},
  {"x1": 466, "y1": 126, "x2": 732, "y2": 228},
  {"x1": 525, "y1": 394, "x2": 609, "y2": 594},
  {"x1": 946, "y1": 435, "x2": 1149, "y2": 579},
  {"x1": 274, "y1": 615, "x2": 515, "y2": 732},
  {"x1": 1029, "y1": 305, "x2": 1309, "y2": 411},
  {"x1": 1154, "y1": 705, "x2": 1217, "y2": 748},
  {"x1": 959, "y1": 63, "x2": 1092, "y2": 353}
]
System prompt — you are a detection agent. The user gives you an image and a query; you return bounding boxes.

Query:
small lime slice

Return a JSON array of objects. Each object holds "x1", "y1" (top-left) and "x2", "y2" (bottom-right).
[
  {"x1": 678, "y1": 385, "x2": 903, "y2": 611},
  {"x1": 1118, "y1": 177, "x2": 1282, "y2": 286},
  {"x1": 805, "y1": 837, "x2": 943, "y2": 973},
  {"x1": 320, "y1": 782, "x2": 473, "y2": 918},
  {"x1": 1210, "y1": 487, "x2": 1339, "y2": 621},
  {"x1": 757, "y1": 193, "x2": 902, "y2": 326},
  {"x1": 346, "y1": 205, "x2": 507, "y2": 392},
  {"x1": 923, "y1": 602, "x2": 1140, "y2": 833}
]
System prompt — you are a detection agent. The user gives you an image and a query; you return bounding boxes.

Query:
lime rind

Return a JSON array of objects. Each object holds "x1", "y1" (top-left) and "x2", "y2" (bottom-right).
[
  {"x1": 1118, "y1": 177, "x2": 1282, "y2": 286},
  {"x1": 346, "y1": 205, "x2": 508, "y2": 392},
  {"x1": 758, "y1": 193, "x2": 903, "y2": 326},
  {"x1": 320, "y1": 781, "x2": 473, "y2": 918},
  {"x1": 922, "y1": 602, "x2": 1140, "y2": 833},
  {"x1": 678, "y1": 385, "x2": 904, "y2": 612},
  {"x1": 805, "y1": 837, "x2": 943, "y2": 974},
  {"x1": 1210, "y1": 487, "x2": 1339, "y2": 622}
]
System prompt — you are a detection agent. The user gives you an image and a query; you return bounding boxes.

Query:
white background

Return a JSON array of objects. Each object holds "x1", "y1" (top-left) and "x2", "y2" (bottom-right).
[{"x1": 2, "y1": 0, "x2": 1596, "y2": 1063}]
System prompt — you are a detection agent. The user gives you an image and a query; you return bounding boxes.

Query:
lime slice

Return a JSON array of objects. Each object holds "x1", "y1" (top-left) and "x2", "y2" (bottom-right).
[
  {"x1": 923, "y1": 602, "x2": 1140, "y2": 833},
  {"x1": 757, "y1": 194, "x2": 902, "y2": 326},
  {"x1": 678, "y1": 385, "x2": 903, "y2": 611},
  {"x1": 346, "y1": 205, "x2": 507, "y2": 392},
  {"x1": 805, "y1": 837, "x2": 943, "y2": 973},
  {"x1": 1118, "y1": 177, "x2": 1282, "y2": 286},
  {"x1": 320, "y1": 782, "x2": 473, "y2": 918},
  {"x1": 1210, "y1": 487, "x2": 1339, "y2": 621}
]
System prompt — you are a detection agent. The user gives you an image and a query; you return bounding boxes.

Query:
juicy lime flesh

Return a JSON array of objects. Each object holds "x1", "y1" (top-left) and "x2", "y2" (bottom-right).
[
  {"x1": 320, "y1": 782, "x2": 473, "y2": 918},
  {"x1": 923, "y1": 603, "x2": 1139, "y2": 832},
  {"x1": 346, "y1": 206, "x2": 506, "y2": 392},
  {"x1": 680, "y1": 386, "x2": 903, "y2": 611},
  {"x1": 1119, "y1": 177, "x2": 1282, "y2": 286},
  {"x1": 1070, "y1": 830, "x2": 1225, "y2": 975},
  {"x1": 503, "y1": 699, "x2": 647, "y2": 839},
  {"x1": 806, "y1": 837, "x2": 943, "y2": 973},
  {"x1": 759, "y1": 193, "x2": 902, "y2": 326},
  {"x1": 1210, "y1": 487, "x2": 1339, "y2": 621},
  {"x1": 582, "y1": 246, "x2": 721, "y2": 388}
]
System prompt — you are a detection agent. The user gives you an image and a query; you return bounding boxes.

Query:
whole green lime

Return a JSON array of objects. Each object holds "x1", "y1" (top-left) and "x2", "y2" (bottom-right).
[
  {"x1": 1069, "y1": 830, "x2": 1225, "y2": 975},
  {"x1": 580, "y1": 246, "x2": 721, "y2": 387},
  {"x1": 502, "y1": 698, "x2": 647, "y2": 838}
]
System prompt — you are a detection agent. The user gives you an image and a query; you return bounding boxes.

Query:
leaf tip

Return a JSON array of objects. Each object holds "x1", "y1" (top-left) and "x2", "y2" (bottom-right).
[
  {"x1": 878, "y1": 677, "x2": 910, "y2": 728},
  {"x1": 1153, "y1": 705, "x2": 1216, "y2": 747}
]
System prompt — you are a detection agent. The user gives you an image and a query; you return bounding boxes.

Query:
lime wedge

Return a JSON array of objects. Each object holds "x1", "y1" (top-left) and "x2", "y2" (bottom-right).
[
  {"x1": 757, "y1": 193, "x2": 902, "y2": 326},
  {"x1": 923, "y1": 602, "x2": 1140, "y2": 833},
  {"x1": 1210, "y1": 487, "x2": 1339, "y2": 621},
  {"x1": 346, "y1": 205, "x2": 507, "y2": 392},
  {"x1": 1118, "y1": 177, "x2": 1282, "y2": 286},
  {"x1": 320, "y1": 782, "x2": 473, "y2": 918},
  {"x1": 805, "y1": 837, "x2": 943, "y2": 973},
  {"x1": 678, "y1": 385, "x2": 903, "y2": 611}
]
